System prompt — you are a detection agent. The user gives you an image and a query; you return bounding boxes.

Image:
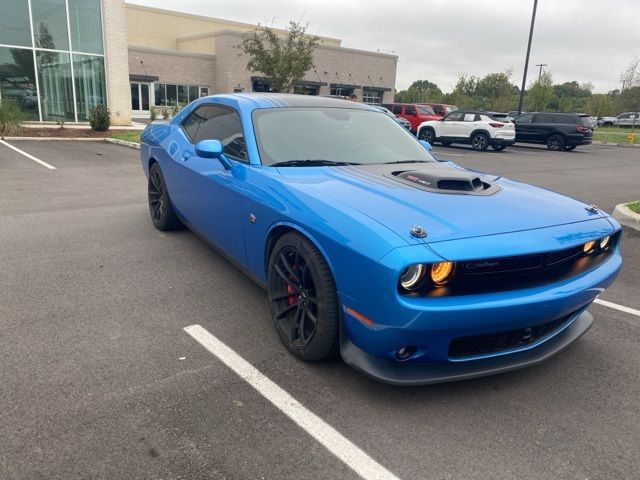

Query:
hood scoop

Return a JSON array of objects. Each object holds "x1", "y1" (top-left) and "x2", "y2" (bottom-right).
[{"x1": 387, "y1": 166, "x2": 501, "y2": 196}]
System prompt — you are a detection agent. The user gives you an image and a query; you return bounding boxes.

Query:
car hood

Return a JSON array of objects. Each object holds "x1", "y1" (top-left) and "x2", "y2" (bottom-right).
[{"x1": 276, "y1": 162, "x2": 607, "y2": 246}]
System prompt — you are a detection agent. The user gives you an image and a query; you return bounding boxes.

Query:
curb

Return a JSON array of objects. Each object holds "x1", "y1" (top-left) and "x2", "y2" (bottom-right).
[
  {"x1": 613, "y1": 203, "x2": 640, "y2": 231},
  {"x1": 591, "y1": 140, "x2": 640, "y2": 148},
  {"x1": 4, "y1": 137, "x2": 105, "y2": 141},
  {"x1": 104, "y1": 138, "x2": 140, "y2": 150}
]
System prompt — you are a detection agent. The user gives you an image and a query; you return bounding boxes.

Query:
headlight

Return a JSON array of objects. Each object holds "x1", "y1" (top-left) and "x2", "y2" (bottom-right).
[
  {"x1": 431, "y1": 261, "x2": 454, "y2": 286},
  {"x1": 399, "y1": 264, "x2": 427, "y2": 290},
  {"x1": 600, "y1": 235, "x2": 611, "y2": 250},
  {"x1": 583, "y1": 241, "x2": 597, "y2": 254}
]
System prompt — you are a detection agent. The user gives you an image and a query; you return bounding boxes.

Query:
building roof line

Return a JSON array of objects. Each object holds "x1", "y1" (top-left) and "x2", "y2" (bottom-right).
[{"x1": 128, "y1": 44, "x2": 216, "y2": 60}]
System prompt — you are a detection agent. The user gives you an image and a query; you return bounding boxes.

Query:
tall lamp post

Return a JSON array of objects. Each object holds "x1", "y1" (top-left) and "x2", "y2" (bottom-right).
[{"x1": 517, "y1": 0, "x2": 539, "y2": 115}]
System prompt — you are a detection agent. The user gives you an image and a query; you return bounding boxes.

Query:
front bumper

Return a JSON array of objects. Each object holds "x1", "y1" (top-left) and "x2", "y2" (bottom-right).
[{"x1": 341, "y1": 309, "x2": 593, "y2": 386}]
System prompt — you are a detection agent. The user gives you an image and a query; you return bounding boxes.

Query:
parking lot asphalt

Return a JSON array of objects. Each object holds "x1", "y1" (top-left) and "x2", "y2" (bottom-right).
[{"x1": 1, "y1": 140, "x2": 639, "y2": 479}]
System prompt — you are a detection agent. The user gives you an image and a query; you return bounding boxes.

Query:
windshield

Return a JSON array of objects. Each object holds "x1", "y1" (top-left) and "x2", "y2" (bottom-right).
[
  {"x1": 417, "y1": 105, "x2": 436, "y2": 115},
  {"x1": 252, "y1": 108, "x2": 437, "y2": 166},
  {"x1": 444, "y1": 105, "x2": 458, "y2": 114}
]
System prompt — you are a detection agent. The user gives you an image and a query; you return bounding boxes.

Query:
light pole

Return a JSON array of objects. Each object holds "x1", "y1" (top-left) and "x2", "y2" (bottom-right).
[
  {"x1": 517, "y1": 0, "x2": 539, "y2": 115},
  {"x1": 535, "y1": 63, "x2": 547, "y2": 80}
]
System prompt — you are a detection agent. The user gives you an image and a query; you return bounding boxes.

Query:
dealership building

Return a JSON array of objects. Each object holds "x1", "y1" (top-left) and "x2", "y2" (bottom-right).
[{"x1": 0, "y1": 0, "x2": 398, "y2": 126}]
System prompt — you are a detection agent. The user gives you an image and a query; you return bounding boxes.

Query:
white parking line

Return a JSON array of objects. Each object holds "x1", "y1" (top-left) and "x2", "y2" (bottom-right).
[
  {"x1": 432, "y1": 151, "x2": 464, "y2": 157},
  {"x1": 0, "y1": 139, "x2": 56, "y2": 169},
  {"x1": 184, "y1": 324, "x2": 401, "y2": 480},
  {"x1": 594, "y1": 298, "x2": 640, "y2": 317}
]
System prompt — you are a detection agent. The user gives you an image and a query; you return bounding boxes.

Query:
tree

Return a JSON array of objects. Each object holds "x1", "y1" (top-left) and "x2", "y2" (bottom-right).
[
  {"x1": 395, "y1": 79, "x2": 443, "y2": 103},
  {"x1": 474, "y1": 70, "x2": 515, "y2": 111},
  {"x1": 619, "y1": 57, "x2": 640, "y2": 92},
  {"x1": 239, "y1": 21, "x2": 319, "y2": 93},
  {"x1": 526, "y1": 71, "x2": 554, "y2": 111}
]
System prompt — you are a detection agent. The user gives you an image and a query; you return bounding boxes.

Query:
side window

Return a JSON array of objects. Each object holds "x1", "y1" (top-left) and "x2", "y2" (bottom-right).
[
  {"x1": 182, "y1": 105, "x2": 247, "y2": 161},
  {"x1": 619, "y1": 113, "x2": 630, "y2": 119},
  {"x1": 535, "y1": 113, "x2": 554, "y2": 123},
  {"x1": 392, "y1": 105, "x2": 402, "y2": 115},
  {"x1": 444, "y1": 112, "x2": 464, "y2": 121},
  {"x1": 405, "y1": 105, "x2": 416, "y2": 115},
  {"x1": 432, "y1": 105, "x2": 443, "y2": 115},
  {"x1": 515, "y1": 113, "x2": 534, "y2": 124},
  {"x1": 554, "y1": 114, "x2": 575, "y2": 124}
]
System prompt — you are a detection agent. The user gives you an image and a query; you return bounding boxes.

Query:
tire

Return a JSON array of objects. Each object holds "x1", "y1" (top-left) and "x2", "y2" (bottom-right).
[
  {"x1": 268, "y1": 232, "x2": 339, "y2": 361},
  {"x1": 441, "y1": 141, "x2": 452, "y2": 147},
  {"x1": 471, "y1": 132, "x2": 489, "y2": 151},
  {"x1": 418, "y1": 128, "x2": 435, "y2": 144},
  {"x1": 563, "y1": 145, "x2": 577, "y2": 151},
  {"x1": 491, "y1": 143, "x2": 507, "y2": 151},
  {"x1": 546, "y1": 134, "x2": 565, "y2": 151},
  {"x1": 148, "y1": 162, "x2": 183, "y2": 231}
]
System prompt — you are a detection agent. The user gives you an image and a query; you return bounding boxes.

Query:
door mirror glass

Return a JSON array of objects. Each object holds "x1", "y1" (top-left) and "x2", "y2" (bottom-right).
[
  {"x1": 195, "y1": 139, "x2": 223, "y2": 158},
  {"x1": 419, "y1": 140, "x2": 432, "y2": 151}
]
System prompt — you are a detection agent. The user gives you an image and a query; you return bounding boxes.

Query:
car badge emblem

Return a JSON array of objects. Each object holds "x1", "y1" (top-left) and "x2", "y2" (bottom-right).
[
  {"x1": 410, "y1": 225, "x2": 427, "y2": 238},
  {"x1": 466, "y1": 261, "x2": 499, "y2": 270},
  {"x1": 585, "y1": 205, "x2": 599, "y2": 214}
]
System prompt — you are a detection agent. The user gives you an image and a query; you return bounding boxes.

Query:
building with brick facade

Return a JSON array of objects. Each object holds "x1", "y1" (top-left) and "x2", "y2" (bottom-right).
[{"x1": 0, "y1": 0, "x2": 398, "y2": 125}]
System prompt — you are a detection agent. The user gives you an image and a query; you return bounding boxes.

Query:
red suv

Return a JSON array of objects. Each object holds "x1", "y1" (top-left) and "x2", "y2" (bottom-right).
[{"x1": 382, "y1": 103, "x2": 440, "y2": 132}]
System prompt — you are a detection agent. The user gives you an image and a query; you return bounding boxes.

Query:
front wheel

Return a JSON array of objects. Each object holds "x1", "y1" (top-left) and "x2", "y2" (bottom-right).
[
  {"x1": 148, "y1": 162, "x2": 183, "y2": 231},
  {"x1": 563, "y1": 145, "x2": 577, "y2": 151},
  {"x1": 471, "y1": 132, "x2": 489, "y2": 151},
  {"x1": 418, "y1": 128, "x2": 435, "y2": 144},
  {"x1": 268, "y1": 233, "x2": 339, "y2": 361},
  {"x1": 547, "y1": 134, "x2": 565, "y2": 151}
]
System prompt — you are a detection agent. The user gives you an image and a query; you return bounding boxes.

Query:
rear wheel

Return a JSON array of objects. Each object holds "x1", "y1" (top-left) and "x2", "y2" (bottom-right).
[
  {"x1": 563, "y1": 145, "x2": 577, "y2": 151},
  {"x1": 471, "y1": 132, "x2": 489, "y2": 151},
  {"x1": 441, "y1": 141, "x2": 452, "y2": 147},
  {"x1": 268, "y1": 233, "x2": 339, "y2": 361},
  {"x1": 491, "y1": 143, "x2": 507, "y2": 151},
  {"x1": 418, "y1": 128, "x2": 435, "y2": 144},
  {"x1": 546, "y1": 135, "x2": 565, "y2": 151},
  {"x1": 148, "y1": 162, "x2": 183, "y2": 231}
]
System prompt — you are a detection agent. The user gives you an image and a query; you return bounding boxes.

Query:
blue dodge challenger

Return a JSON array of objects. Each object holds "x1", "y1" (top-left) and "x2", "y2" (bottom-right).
[{"x1": 140, "y1": 93, "x2": 621, "y2": 385}]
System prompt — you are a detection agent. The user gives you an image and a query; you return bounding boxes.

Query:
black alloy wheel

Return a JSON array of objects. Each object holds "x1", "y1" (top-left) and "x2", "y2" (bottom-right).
[
  {"x1": 491, "y1": 142, "x2": 507, "y2": 151},
  {"x1": 148, "y1": 162, "x2": 182, "y2": 230},
  {"x1": 563, "y1": 145, "x2": 577, "y2": 151},
  {"x1": 471, "y1": 132, "x2": 489, "y2": 151},
  {"x1": 546, "y1": 134, "x2": 565, "y2": 151},
  {"x1": 418, "y1": 128, "x2": 435, "y2": 144},
  {"x1": 268, "y1": 233, "x2": 339, "y2": 361}
]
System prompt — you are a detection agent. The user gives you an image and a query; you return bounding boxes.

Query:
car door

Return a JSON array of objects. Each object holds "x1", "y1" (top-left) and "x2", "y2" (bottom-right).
[
  {"x1": 439, "y1": 111, "x2": 466, "y2": 139},
  {"x1": 514, "y1": 113, "x2": 536, "y2": 142},
  {"x1": 460, "y1": 112, "x2": 481, "y2": 139},
  {"x1": 403, "y1": 105, "x2": 419, "y2": 131},
  {"x1": 172, "y1": 103, "x2": 250, "y2": 266}
]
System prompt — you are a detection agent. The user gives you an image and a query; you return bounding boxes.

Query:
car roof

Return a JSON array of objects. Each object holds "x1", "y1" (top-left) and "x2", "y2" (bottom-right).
[{"x1": 214, "y1": 93, "x2": 377, "y2": 110}]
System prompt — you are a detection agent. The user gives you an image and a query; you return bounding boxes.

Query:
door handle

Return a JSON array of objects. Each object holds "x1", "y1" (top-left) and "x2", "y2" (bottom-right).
[{"x1": 182, "y1": 151, "x2": 191, "y2": 161}]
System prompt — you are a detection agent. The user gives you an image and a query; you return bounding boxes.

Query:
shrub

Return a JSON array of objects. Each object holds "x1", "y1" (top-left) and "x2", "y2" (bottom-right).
[
  {"x1": 0, "y1": 100, "x2": 23, "y2": 139},
  {"x1": 89, "y1": 104, "x2": 110, "y2": 131},
  {"x1": 170, "y1": 103, "x2": 180, "y2": 117},
  {"x1": 161, "y1": 107, "x2": 169, "y2": 120},
  {"x1": 149, "y1": 106, "x2": 157, "y2": 121}
]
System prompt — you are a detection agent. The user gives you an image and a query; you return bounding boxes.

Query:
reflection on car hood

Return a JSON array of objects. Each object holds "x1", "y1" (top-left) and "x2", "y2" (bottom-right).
[{"x1": 277, "y1": 162, "x2": 607, "y2": 245}]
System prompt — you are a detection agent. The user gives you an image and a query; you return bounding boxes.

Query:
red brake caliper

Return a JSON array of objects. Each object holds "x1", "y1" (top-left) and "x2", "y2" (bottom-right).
[{"x1": 287, "y1": 263, "x2": 297, "y2": 306}]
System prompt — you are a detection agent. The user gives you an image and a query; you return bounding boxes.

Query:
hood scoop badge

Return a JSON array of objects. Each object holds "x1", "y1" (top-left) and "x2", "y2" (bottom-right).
[
  {"x1": 410, "y1": 225, "x2": 428, "y2": 238},
  {"x1": 384, "y1": 165, "x2": 501, "y2": 196}
]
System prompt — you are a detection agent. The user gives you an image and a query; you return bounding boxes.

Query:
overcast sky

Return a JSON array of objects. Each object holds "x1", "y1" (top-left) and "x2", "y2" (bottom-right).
[{"x1": 129, "y1": 0, "x2": 640, "y2": 93}]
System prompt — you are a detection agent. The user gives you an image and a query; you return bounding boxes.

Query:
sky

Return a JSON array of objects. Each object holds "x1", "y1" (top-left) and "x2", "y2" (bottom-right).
[{"x1": 128, "y1": 0, "x2": 640, "y2": 94}]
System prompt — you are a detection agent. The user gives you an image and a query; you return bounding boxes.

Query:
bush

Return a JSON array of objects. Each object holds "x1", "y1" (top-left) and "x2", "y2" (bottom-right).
[
  {"x1": 0, "y1": 100, "x2": 24, "y2": 139},
  {"x1": 170, "y1": 103, "x2": 180, "y2": 117},
  {"x1": 161, "y1": 107, "x2": 169, "y2": 120},
  {"x1": 89, "y1": 104, "x2": 110, "y2": 131},
  {"x1": 149, "y1": 106, "x2": 157, "y2": 121}
]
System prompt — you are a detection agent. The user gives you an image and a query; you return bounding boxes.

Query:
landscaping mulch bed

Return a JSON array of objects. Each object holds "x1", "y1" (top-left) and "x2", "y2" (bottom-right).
[{"x1": 14, "y1": 128, "x2": 110, "y2": 138}]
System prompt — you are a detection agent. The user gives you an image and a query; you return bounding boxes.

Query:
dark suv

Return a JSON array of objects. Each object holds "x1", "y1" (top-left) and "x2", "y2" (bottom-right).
[{"x1": 514, "y1": 112, "x2": 593, "y2": 151}]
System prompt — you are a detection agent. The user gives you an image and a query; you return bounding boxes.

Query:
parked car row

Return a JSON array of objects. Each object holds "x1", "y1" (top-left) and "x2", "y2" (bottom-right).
[{"x1": 598, "y1": 112, "x2": 640, "y2": 127}]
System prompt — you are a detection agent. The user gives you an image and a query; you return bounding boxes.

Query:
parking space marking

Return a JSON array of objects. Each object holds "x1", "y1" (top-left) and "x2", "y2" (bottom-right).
[
  {"x1": 184, "y1": 324, "x2": 401, "y2": 480},
  {"x1": 594, "y1": 298, "x2": 640, "y2": 317},
  {"x1": 432, "y1": 151, "x2": 464, "y2": 157},
  {"x1": 0, "y1": 139, "x2": 56, "y2": 169}
]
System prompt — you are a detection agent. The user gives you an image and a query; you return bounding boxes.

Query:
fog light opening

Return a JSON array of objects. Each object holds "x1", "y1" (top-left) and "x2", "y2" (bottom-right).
[
  {"x1": 395, "y1": 345, "x2": 417, "y2": 361},
  {"x1": 583, "y1": 240, "x2": 597, "y2": 254},
  {"x1": 599, "y1": 235, "x2": 611, "y2": 250}
]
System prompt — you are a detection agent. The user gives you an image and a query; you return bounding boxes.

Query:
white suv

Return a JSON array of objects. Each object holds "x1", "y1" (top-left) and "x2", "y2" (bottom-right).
[{"x1": 417, "y1": 110, "x2": 516, "y2": 151}]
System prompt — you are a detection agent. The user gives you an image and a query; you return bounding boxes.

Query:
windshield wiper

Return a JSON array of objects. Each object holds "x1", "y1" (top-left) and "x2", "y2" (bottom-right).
[
  {"x1": 271, "y1": 159, "x2": 361, "y2": 167},
  {"x1": 382, "y1": 160, "x2": 431, "y2": 164}
]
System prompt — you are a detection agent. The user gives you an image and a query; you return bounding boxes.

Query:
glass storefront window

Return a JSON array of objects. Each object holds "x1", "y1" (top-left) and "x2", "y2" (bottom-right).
[
  {"x1": 154, "y1": 83, "x2": 166, "y2": 106},
  {"x1": 178, "y1": 85, "x2": 189, "y2": 104},
  {"x1": 68, "y1": 0, "x2": 104, "y2": 54},
  {"x1": 0, "y1": 0, "x2": 32, "y2": 47},
  {"x1": 188, "y1": 86, "x2": 198, "y2": 102},
  {"x1": 73, "y1": 54, "x2": 105, "y2": 121},
  {"x1": 31, "y1": 0, "x2": 69, "y2": 51},
  {"x1": 0, "y1": 47, "x2": 39, "y2": 120},
  {"x1": 166, "y1": 84, "x2": 177, "y2": 106},
  {"x1": 36, "y1": 50, "x2": 75, "y2": 121}
]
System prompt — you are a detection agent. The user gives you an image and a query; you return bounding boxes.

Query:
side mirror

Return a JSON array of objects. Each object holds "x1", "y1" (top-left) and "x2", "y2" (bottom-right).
[
  {"x1": 419, "y1": 140, "x2": 432, "y2": 151},
  {"x1": 195, "y1": 139, "x2": 232, "y2": 169}
]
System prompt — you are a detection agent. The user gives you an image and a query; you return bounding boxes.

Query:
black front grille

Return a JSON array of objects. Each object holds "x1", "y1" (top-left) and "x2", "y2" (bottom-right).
[{"x1": 448, "y1": 311, "x2": 576, "y2": 359}]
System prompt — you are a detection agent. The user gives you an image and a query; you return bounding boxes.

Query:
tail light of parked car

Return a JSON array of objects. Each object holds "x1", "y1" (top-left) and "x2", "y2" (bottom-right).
[
  {"x1": 576, "y1": 125, "x2": 591, "y2": 133},
  {"x1": 489, "y1": 123, "x2": 504, "y2": 128}
]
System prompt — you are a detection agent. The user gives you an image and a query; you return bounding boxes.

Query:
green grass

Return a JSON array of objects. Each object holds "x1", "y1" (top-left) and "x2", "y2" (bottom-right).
[
  {"x1": 628, "y1": 201, "x2": 640, "y2": 214},
  {"x1": 109, "y1": 130, "x2": 141, "y2": 143},
  {"x1": 593, "y1": 127, "x2": 640, "y2": 144}
]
